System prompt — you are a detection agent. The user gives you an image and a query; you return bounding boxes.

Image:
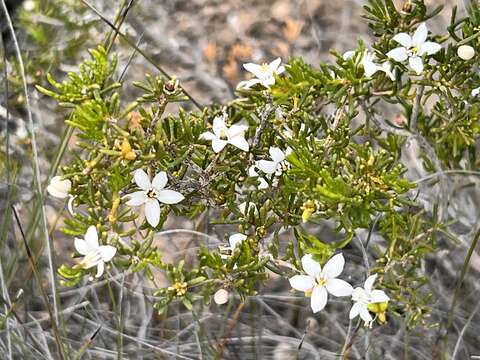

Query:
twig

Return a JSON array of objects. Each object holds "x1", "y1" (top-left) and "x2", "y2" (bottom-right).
[{"x1": 216, "y1": 302, "x2": 245, "y2": 356}]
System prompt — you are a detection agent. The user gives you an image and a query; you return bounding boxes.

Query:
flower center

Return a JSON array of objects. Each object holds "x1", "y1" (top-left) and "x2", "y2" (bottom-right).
[
  {"x1": 146, "y1": 189, "x2": 157, "y2": 198},
  {"x1": 218, "y1": 128, "x2": 228, "y2": 139},
  {"x1": 260, "y1": 63, "x2": 269, "y2": 73},
  {"x1": 315, "y1": 275, "x2": 327, "y2": 287},
  {"x1": 408, "y1": 46, "x2": 418, "y2": 56}
]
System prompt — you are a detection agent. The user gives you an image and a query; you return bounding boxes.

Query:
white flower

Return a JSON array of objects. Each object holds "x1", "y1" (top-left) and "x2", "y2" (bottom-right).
[
  {"x1": 248, "y1": 165, "x2": 269, "y2": 189},
  {"x1": 200, "y1": 114, "x2": 249, "y2": 153},
  {"x1": 387, "y1": 23, "x2": 441, "y2": 75},
  {"x1": 126, "y1": 169, "x2": 184, "y2": 227},
  {"x1": 47, "y1": 176, "x2": 71, "y2": 199},
  {"x1": 75, "y1": 226, "x2": 116, "y2": 278},
  {"x1": 472, "y1": 87, "x2": 480, "y2": 97},
  {"x1": 349, "y1": 274, "x2": 390, "y2": 325},
  {"x1": 289, "y1": 253, "x2": 353, "y2": 313},
  {"x1": 228, "y1": 233, "x2": 247, "y2": 250},
  {"x1": 257, "y1": 147, "x2": 287, "y2": 175},
  {"x1": 238, "y1": 58, "x2": 285, "y2": 88},
  {"x1": 457, "y1": 45, "x2": 475, "y2": 60},
  {"x1": 344, "y1": 50, "x2": 395, "y2": 80}
]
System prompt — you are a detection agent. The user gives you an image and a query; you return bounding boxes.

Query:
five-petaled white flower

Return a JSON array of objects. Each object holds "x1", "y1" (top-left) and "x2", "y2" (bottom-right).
[
  {"x1": 200, "y1": 114, "x2": 249, "y2": 153},
  {"x1": 238, "y1": 58, "x2": 285, "y2": 88},
  {"x1": 343, "y1": 50, "x2": 395, "y2": 81},
  {"x1": 75, "y1": 226, "x2": 116, "y2": 278},
  {"x1": 126, "y1": 169, "x2": 184, "y2": 227},
  {"x1": 289, "y1": 253, "x2": 353, "y2": 313},
  {"x1": 249, "y1": 147, "x2": 289, "y2": 189},
  {"x1": 349, "y1": 274, "x2": 390, "y2": 326},
  {"x1": 387, "y1": 23, "x2": 441, "y2": 75}
]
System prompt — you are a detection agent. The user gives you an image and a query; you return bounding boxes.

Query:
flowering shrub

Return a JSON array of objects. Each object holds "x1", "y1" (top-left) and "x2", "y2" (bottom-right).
[{"x1": 36, "y1": 0, "x2": 480, "y2": 343}]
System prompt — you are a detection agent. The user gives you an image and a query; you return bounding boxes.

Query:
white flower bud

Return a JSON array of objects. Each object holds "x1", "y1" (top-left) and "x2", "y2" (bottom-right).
[
  {"x1": 457, "y1": 45, "x2": 475, "y2": 60},
  {"x1": 214, "y1": 289, "x2": 229, "y2": 305},
  {"x1": 47, "y1": 176, "x2": 71, "y2": 199}
]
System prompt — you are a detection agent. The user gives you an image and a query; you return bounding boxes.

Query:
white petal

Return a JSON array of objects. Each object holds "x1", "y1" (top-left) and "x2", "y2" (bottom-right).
[
  {"x1": 95, "y1": 261, "x2": 105, "y2": 278},
  {"x1": 212, "y1": 115, "x2": 227, "y2": 136},
  {"x1": 363, "y1": 58, "x2": 379, "y2": 77},
  {"x1": 74, "y1": 238, "x2": 90, "y2": 256},
  {"x1": 257, "y1": 160, "x2": 277, "y2": 174},
  {"x1": 269, "y1": 58, "x2": 282, "y2": 72},
  {"x1": 419, "y1": 41, "x2": 441, "y2": 56},
  {"x1": 349, "y1": 302, "x2": 362, "y2": 319},
  {"x1": 199, "y1": 131, "x2": 216, "y2": 141},
  {"x1": 393, "y1": 33, "x2": 412, "y2": 48},
  {"x1": 409, "y1": 56, "x2": 423, "y2": 75},
  {"x1": 387, "y1": 47, "x2": 408, "y2": 62},
  {"x1": 126, "y1": 191, "x2": 146, "y2": 206},
  {"x1": 364, "y1": 274, "x2": 377, "y2": 294},
  {"x1": 472, "y1": 87, "x2": 480, "y2": 97},
  {"x1": 343, "y1": 50, "x2": 355, "y2": 60},
  {"x1": 289, "y1": 275, "x2": 315, "y2": 292},
  {"x1": 261, "y1": 76, "x2": 276, "y2": 87},
  {"x1": 212, "y1": 139, "x2": 228, "y2": 153},
  {"x1": 152, "y1": 171, "x2": 168, "y2": 190},
  {"x1": 326, "y1": 278, "x2": 353, "y2": 297},
  {"x1": 237, "y1": 79, "x2": 261, "y2": 89},
  {"x1": 322, "y1": 253, "x2": 345, "y2": 278},
  {"x1": 380, "y1": 62, "x2": 396, "y2": 81},
  {"x1": 157, "y1": 190, "x2": 184, "y2": 204},
  {"x1": 145, "y1": 199, "x2": 160, "y2": 227},
  {"x1": 301, "y1": 254, "x2": 321, "y2": 277},
  {"x1": 227, "y1": 124, "x2": 248, "y2": 139},
  {"x1": 258, "y1": 178, "x2": 269, "y2": 189},
  {"x1": 248, "y1": 165, "x2": 259, "y2": 177},
  {"x1": 134, "y1": 169, "x2": 151, "y2": 190},
  {"x1": 370, "y1": 289, "x2": 390, "y2": 303},
  {"x1": 412, "y1": 23, "x2": 428, "y2": 48},
  {"x1": 229, "y1": 233, "x2": 247, "y2": 249},
  {"x1": 47, "y1": 176, "x2": 71, "y2": 198},
  {"x1": 228, "y1": 136, "x2": 249, "y2": 152},
  {"x1": 67, "y1": 195, "x2": 75, "y2": 216},
  {"x1": 99, "y1": 245, "x2": 116, "y2": 262},
  {"x1": 85, "y1": 226, "x2": 99, "y2": 249},
  {"x1": 276, "y1": 65, "x2": 285, "y2": 75},
  {"x1": 243, "y1": 62, "x2": 262, "y2": 76},
  {"x1": 359, "y1": 305, "x2": 373, "y2": 323},
  {"x1": 311, "y1": 286, "x2": 328, "y2": 313},
  {"x1": 269, "y1": 147, "x2": 285, "y2": 163}
]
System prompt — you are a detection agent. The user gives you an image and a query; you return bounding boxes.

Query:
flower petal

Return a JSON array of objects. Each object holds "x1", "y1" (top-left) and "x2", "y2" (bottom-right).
[
  {"x1": 95, "y1": 261, "x2": 105, "y2": 278},
  {"x1": 393, "y1": 33, "x2": 412, "y2": 48},
  {"x1": 322, "y1": 253, "x2": 345, "y2": 279},
  {"x1": 387, "y1": 47, "x2": 408, "y2": 62},
  {"x1": 237, "y1": 79, "x2": 261, "y2": 89},
  {"x1": 47, "y1": 176, "x2": 71, "y2": 198},
  {"x1": 228, "y1": 136, "x2": 249, "y2": 152},
  {"x1": 229, "y1": 233, "x2": 247, "y2": 249},
  {"x1": 364, "y1": 274, "x2": 377, "y2": 293},
  {"x1": 212, "y1": 139, "x2": 228, "y2": 153},
  {"x1": 74, "y1": 238, "x2": 90, "y2": 255},
  {"x1": 289, "y1": 275, "x2": 315, "y2": 292},
  {"x1": 311, "y1": 286, "x2": 328, "y2": 313},
  {"x1": 412, "y1": 23, "x2": 428, "y2": 48},
  {"x1": 269, "y1": 58, "x2": 282, "y2": 72},
  {"x1": 301, "y1": 254, "x2": 321, "y2": 277},
  {"x1": 370, "y1": 289, "x2": 390, "y2": 303},
  {"x1": 85, "y1": 226, "x2": 99, "y2": 249},
  {"x1": 359, "y1": 305, "x2": 373, "y2": 323},
  {"x1": 257, "y1": 160, "x2": 277, "y2": 174},
  {"x1": 99, "y1": 245, "x2": 116, "y2": 262},
  {"x1": 419, "y1": 41, "x2": 441, "y2": 56},
  {"x1": 157, "y1": 189, "x2": 184, "y2": 204},
  {"x1": 276, "y1": 65, "x2": 285, "y2": 75},
  {"x1": 363, "y1": 58, "x2": 379, "y2": 77},
  {"x1": 212, "y1": 115, "x2": 227, "y2": 136},
  {"x1": 258, "y1": 177, "x2": 269, "y2": 189},
  {"x1": 326, "y1": 278, "x2": 353, "y2": 297},
  {"x1": 134, "y1": 169, "x2": 151, "y2": 190},
  {"x1": 269, "y1": 147, "x2": 285, "y2": 163},
  {"x1": 343, "y1": 50, "x2": 355, "y2": 60},
  {"x1": 126, "y1": 191, "x2": 146, "y2": 206},
  {"x1": 409, "y1": 56, "x2": 423, "y2": 75},
  {"x1": 349, "y1": 302, "x2": 362, "y2": 319},
  {"x1": 152, "y1": 171, "x2": 168, "y2": 190},
  {"x1": 145, "y1": 199, "x2": 160, "y2": 227},
  {"x1": 243, "y1": 62, "x2": 262, "y2": 76},
  {"x1": 199, "y1": 131, "x2": 216, "y2": 141},
  {"x1": 227, "y1": 124, "x2": 248, "y2": 139}
]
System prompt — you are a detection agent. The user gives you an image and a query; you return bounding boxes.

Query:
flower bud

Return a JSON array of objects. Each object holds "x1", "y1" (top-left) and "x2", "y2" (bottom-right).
[
  {"x1": 457, "y1": 45, "x2": 475, "y2": 60},
  {"x1": 47, "y1": 176, "x2": 71, "y2": 199},
  {"x1": 214, "y1": 289, "x2": 229, "y2": 305}
]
